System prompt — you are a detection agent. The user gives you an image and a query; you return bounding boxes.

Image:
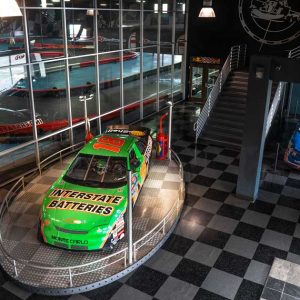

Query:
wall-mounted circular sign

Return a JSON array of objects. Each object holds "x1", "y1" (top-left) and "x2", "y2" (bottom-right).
[{"x1": 239, "y1": 0, "x2": 300, "y2": 45}]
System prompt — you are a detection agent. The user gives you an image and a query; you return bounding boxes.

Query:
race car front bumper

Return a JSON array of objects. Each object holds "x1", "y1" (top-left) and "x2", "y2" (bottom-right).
[{"x1": 41, "y1": 220, "x2": 113, "y2": 251}]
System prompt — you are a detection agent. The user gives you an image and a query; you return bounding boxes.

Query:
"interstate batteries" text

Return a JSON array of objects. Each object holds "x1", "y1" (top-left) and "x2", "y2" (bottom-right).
[
  {"x1": 49, "y1": 189, "x2": 123, "y2": 204},
  {"x1": 47, "y1": 200, "x2": 113, "y2": 216}
]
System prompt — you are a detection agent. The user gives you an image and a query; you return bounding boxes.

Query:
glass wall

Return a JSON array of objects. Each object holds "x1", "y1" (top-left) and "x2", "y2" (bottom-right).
[{"x1": 0, "y1": 0, "x2": 187, "y2": 184}]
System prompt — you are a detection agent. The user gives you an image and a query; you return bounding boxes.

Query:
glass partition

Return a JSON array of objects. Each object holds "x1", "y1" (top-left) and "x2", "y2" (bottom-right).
[{"x1": 0, "y1": 0, "x2": 187, "y2": 184}]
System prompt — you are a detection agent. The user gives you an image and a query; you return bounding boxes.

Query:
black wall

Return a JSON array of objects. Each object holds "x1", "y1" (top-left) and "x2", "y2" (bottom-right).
[{"x1": 188, "y1": 0, "x2": 300, "y2": 60}]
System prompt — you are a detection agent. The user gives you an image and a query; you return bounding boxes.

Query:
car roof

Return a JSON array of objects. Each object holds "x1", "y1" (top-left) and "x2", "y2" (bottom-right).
[{"x1": 80, "y1": 133, "x2": 137, "y2": 157}]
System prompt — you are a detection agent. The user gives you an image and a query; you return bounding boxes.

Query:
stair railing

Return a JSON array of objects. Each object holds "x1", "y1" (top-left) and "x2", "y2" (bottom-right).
[
  {"x1": 194, "y1": 44, "x2": 247, "y2": 142},
  {"x1": 288, "y1": 46, "x2": 300, "y2": 59},
  {"x1": 265, "y1": 45, "x2": 297, "y2": 137},
  {"x1": 265, "y1": 82, "x2": 287, "y2": 138}
]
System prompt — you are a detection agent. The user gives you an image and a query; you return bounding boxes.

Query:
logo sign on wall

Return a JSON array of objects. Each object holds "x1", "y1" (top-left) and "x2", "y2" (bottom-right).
[{"x1": 239, "y1": 0, "x2": 300, "y2": 45}]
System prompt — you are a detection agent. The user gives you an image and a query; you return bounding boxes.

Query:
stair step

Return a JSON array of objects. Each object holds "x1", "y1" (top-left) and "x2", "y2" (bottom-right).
[
  {"x1": 221, "y1": 90, "x2": 248, "y2": 96},
  {"x1": 219, "y1": 98, "x2": 247, "y2": 105},
  {"x1": 199, "y1": 136, "x2": 241, "y2": 149},
  {"x1": 210, "y1": 118, "x2": 244, "y2": 128},
  {"x1": 224, "y1": 80, "x2": 248, "y2": 87},
  {"x1": 225, "y1": 81, "x2": 248, "y2": 88},
  {"x1": 222, "y1": 90, "x2": 248, "y2": 96},
  {"x1": 221, "y1": 94, "x2": 247, "y2": 100},
  {"x1": 231, "y1": 71, "x2": 249, "y2": 76},
  {"x1": 202, "y1": 130, "x2": 242, "y2": 146},
  {"x1": 213, "y1": 112, "x2": 245, "y2": 122},
  {"x1": 214, "y1": 106, "x2": 246, "y2": 115},
  {"x1": 229, "y1": 74, "x2": 249, "y2": 80},
  {"x1": 228, "y1": 74, "x2": 249, "y2": 80},
  {"x1": 205, "y1": 124, "x2": 244, "y2": 136},
  {"x1": 223, "y1": 86, "x2": 248, "y2": 93},
  {"x1": 227, "y1": 79, "x2": 249, "y2": 86},
  {"x1": 217, "y1": 101, "x2": 246, "y2": 110}
]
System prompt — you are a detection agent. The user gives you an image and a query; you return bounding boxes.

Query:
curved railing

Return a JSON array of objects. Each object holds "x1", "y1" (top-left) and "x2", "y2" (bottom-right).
[
  {"x1": 38, "y1": 141, "x2": 85, "y2": 175},
  {"x1": 0, "y1": 149, "x2": 183, "y2": 290},
  {"x1": 0, "y1": 141, "x2": 85, "y2": 188}
]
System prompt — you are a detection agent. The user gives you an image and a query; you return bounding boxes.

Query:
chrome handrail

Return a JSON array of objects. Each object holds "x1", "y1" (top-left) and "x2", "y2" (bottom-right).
[
  {"x1": 0, "y1": 141, "x2": 85, "y2": 188},
  {"x1": 194, "y1": 44, "x2": 247, "y2": 142},
  {"x1": 289, "y1": 46, "x2": 300, "y2": 59},
  {"x1": 133, "y1": 150, "x2": 184, "y2": 252},
  {"x1": 265, "y1": 82, "x2": 285, "y2": 137},
  {"x1": 0, "y1": 149, "x2": 184, "y2": 289},
  {"x1": 38, "y1": 141, "x2": 85, "y2": 175}
]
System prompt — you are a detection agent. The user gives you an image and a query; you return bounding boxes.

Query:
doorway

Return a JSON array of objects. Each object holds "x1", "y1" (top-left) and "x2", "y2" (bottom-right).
[{"x1": 189, "y1": 57, "x2": 221, "y2": 104}]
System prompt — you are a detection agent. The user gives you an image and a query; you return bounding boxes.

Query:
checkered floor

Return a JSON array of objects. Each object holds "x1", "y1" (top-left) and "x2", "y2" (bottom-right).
[
  {"x1": 1, "y1": 103, "x2": 300, "y2": 300},
  {"x1": 261, "y1": 258, "x2": 300, "y2": 300}
]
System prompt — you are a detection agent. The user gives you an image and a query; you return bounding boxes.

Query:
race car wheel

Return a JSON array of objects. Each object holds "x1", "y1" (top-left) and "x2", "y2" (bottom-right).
[{"x1": 37, "y1": 220, "x2": 44, "y2": 243}]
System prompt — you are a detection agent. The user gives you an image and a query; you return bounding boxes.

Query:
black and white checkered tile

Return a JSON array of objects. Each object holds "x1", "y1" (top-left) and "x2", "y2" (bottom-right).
[
  {"x1": 261, "y1": 258, "x2": 300, "y2": 300},
  {"x1": 1, "y1": 103, "x2": 300, "y2": 300}
]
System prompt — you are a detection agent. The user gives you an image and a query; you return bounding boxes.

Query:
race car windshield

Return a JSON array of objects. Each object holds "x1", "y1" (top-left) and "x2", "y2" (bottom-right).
[{"x1": 63, "y1": 154, "x2": 127, "y2": 188}]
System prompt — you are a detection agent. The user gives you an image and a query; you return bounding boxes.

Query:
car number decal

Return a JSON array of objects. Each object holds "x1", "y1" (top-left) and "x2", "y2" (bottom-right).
[{"x1": 93, "y1": 136, "x2": 125, "y2": 153}]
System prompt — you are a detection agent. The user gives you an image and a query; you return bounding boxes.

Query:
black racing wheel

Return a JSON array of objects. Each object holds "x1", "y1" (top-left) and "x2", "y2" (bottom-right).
[{"x1": 37, "y1": 220, "x2": 44, "y2": 243}]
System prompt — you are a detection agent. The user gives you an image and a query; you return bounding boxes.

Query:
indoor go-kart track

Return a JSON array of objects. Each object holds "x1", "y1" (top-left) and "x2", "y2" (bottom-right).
[
  {"x1": 0, "y1": 51, "x2": 182, "y2": 154},
  {"x1": 0, "y1": 151, "x2": 185, "y2": 295}
]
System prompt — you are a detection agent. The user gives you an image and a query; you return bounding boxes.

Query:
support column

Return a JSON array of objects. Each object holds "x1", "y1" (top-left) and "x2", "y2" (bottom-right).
[{"x1": 236, "y1": 56, "x2": 273, "y2": 201}]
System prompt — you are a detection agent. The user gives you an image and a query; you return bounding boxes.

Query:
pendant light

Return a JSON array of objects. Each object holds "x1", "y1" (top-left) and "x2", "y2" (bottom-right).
[
  {"x1": 0, "y1": 0, "x2": 22, "y2": 17},
  {"x1": 198, "y1": 0, "x2": 215, "y2": 18}
]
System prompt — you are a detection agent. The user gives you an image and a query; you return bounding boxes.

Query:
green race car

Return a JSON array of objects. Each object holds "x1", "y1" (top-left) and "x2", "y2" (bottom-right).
[{"x1": 38, "y1": 126, "x2": 153, "y2": 250}]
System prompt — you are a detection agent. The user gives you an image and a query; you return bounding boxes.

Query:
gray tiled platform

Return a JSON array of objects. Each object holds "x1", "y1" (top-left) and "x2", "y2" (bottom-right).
[{"x1": 0, "y1": 152, "x2": 184, "y2": 292}]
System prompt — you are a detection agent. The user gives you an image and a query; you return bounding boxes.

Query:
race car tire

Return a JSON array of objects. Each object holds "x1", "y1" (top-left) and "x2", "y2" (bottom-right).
[{"x1": 37, "y1": 220, "x2": 44, "y2": 243}]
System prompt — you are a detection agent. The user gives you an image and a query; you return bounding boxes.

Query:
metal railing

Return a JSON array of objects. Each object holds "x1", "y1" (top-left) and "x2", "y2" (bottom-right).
[
  {"x1": 0, "y1": 149, "x2": 184, "y2": 290},
  {"x1": 0, "y1": 141, "x2": 85, "y2": 189},
  {"x1": 265, "y1": 82, "x2": 285, "y2": 137},
  {"x1": 288, "y1": 46, "x2": 300, "y2": 59},
  {"x1": 194, "y1": 44, "x2": 247, "y2": 142},
  {"x1": 38, "y1": 141, "x2": 84, "y2": 176}
]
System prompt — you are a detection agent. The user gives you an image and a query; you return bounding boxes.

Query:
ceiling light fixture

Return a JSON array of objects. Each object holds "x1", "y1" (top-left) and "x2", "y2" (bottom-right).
[
  {"x1": 0, "y1": 0, "x2": 22, "y2": 18},
  {"x1": 86, "y1": 9, "x2": 94, "y2": 16},
  {"x1": 162, "y1": 3, "x2": 168, "y2": 13},
  {"x1": 41, "y1": 0, "x2": 47, "y2": 8},
  {"x1": 198, "y1": 0, "x2": 215, "y2": 18}
]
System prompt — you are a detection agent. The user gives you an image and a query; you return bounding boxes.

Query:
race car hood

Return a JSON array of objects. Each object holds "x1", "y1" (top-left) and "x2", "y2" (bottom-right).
[{"x1": 42, "y1": 179, "x2": 128, "y2": 231}]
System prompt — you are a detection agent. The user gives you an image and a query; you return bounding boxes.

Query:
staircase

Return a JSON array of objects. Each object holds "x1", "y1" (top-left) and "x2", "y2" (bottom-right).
[
  {"x1": 200, "y1": 70, "x2": 278, "y2": 148},
  {"x1": 200, "y1": 70, "x2": 248, "y2": 148}
]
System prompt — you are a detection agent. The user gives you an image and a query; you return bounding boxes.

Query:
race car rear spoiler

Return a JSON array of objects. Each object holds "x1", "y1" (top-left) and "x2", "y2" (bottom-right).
[{"x1": 105, "y1": 125, "x2": 151, "y2": 137}]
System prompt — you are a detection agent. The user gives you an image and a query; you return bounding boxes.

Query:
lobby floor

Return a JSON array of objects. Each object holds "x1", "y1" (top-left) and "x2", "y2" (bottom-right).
[{"x1": 1, "y1": 103, "x2": 300, "y2": 300}]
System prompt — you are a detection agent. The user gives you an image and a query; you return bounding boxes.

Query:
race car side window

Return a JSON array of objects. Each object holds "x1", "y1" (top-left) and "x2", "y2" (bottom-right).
[
  {"x1": 129, "y1": 150, "x2": 140, "y2": 170},
  {"x1": 136, "y1": 139, "x2": 147, "y2": 154}
]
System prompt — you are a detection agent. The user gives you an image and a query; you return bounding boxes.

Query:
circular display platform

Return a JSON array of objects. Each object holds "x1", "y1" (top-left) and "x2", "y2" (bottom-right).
[{"x1": 0, "y1": 151, "x2": 184, "y2": 295}]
